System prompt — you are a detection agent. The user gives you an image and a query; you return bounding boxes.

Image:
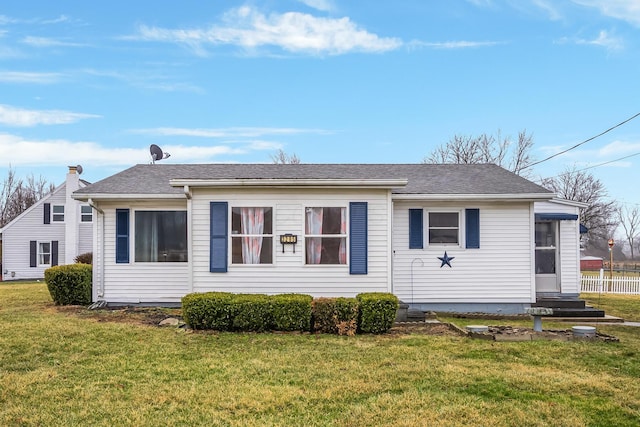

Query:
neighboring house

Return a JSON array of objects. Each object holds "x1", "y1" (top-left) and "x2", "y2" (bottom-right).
[
  {"x1": 72, "y1": 163, "x2": 585, "y2": 314},
  {"x1": 580, "y1": 256, "x2": 604, "y2": 271},
  {"x1": 0, "y1": 166, "x2": 93, "y2": 281}
]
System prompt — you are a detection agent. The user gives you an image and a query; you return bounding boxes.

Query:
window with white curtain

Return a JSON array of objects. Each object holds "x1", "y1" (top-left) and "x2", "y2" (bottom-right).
[
  {"x1": 38, "y1": 242, "x2": 51, "y2": 266},
  {"x1": 134, "y1": 211, "x2": 187, "y2": 262},
  {"x1": 231, "y1": 207, "x2": 273, "y2": 264},
  {"x1": 305, "y1": 207, "x2": 347, "y2": 265}
]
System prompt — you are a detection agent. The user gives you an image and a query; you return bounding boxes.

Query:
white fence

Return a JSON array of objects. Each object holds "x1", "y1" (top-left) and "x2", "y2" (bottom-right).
[{"x1": 581, "y1": 271, "x2": 640, "y2": 295}]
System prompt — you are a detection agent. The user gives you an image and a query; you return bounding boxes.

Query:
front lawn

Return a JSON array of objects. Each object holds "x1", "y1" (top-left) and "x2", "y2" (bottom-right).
[
  {"x1": 581, "y1": 292, "x2": 640, "y2": 322},
  {"x1": 1, "y1": 282, "x2": 639, "y2": 426}
]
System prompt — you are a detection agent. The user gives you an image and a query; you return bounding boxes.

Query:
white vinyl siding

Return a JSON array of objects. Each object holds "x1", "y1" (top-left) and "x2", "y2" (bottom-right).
[
  {"x1": 393, "y1": 201, "x2": 534, "y2": 303},
  {"x1": 0, "y1": 187, "x2": 66, "y2": 280},
  {"x1": 1, "y1": 175, "x2": 93, "y2": 281},
  {"x1": 95, "y1": 200, "x2": 190, "y2": 303},
  {"x1": 192, "y1": 188, "x2": 390, "y2": 298}
]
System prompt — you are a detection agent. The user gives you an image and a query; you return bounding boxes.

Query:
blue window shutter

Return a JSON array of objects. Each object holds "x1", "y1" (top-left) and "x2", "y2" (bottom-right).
[
  {"x1": 210, "y1": 202, "x2": 228, "y2": 273},
  {"x1": 466, "y1": 208, "x2": 480, "y2": 249},
  {"x1": 408, "y1": 209, "x2": 423, "y2": 249},
  {"x1": 115, "y1": 209, "x2": 129, "y2": 263},
  {"x1": 44, "y1": 203, "x2": 50, "y2": 224},
  {"x1": 51, "y1": 241, "x2": 59, "y2": 266},
  {"x1": 30, "y1": 241, "x2": 37, "y2": 267},
  {"x1": 349, "y1": 202, "x2": 368, "y2": 275}
]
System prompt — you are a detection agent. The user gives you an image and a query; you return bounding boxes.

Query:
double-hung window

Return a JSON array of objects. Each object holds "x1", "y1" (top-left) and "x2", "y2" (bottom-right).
[
  {"x1": 305, "y1": 207, "x2": 347, "y2": 265},
  {"x1": 231, "y1": 207, "x2": 273, "y2": 264},
  {"x1": 38, "y1": 242, "x2": 51, "y2": 266},
  {"x1": 134, "y1": 211, "x2": 187, "y2": 262},
  {"x1": 428, "y1": 212, "x2": 459, "y2": 245},
  {"x1": 81, "y1": 205, "x2": 93, "y2": 222},
  {"x1": 52, "y1": 205, "x2": 64, "y2": 222}
]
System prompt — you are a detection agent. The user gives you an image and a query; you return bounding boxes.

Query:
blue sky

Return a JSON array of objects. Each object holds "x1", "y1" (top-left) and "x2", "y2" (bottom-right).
[{"x1": 1, "y1": 0, "x2": 639, "y2": 209}]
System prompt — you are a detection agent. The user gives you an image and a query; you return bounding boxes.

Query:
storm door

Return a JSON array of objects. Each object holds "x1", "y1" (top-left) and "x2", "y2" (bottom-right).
[{"x1": 535, "y1": 221, "x2": 560, "y2": 293}]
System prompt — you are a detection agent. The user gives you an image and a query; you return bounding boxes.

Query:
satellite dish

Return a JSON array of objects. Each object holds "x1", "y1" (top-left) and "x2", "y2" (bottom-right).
[
  {"x1": 76, "y1": 165, "x2": 83, "y2": 175},
  {"x1": 150, "y1": 144, "x2": 170, "y2": 164}
]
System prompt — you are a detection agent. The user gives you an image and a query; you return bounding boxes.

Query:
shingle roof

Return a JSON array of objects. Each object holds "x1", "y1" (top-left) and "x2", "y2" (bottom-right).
[{"x1": 74, "y1": 163, "x2": 552, "y2": 197}]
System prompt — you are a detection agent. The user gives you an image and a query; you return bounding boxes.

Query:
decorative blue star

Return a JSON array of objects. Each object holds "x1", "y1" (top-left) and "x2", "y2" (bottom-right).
[{"x1": 438, "y1": 251, "x2": 455, "y2": 268}]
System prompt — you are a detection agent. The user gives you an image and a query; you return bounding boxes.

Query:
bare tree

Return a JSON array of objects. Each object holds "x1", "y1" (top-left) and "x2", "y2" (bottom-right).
[
  {"x1": 541, "y1": 167, "x2": 618, "y2": 250},
  {"x1": 0, "y1": 167, "x2": 54, "y2": 228},
  {"x1": 617, "y1": 205, "x2": 640, "y2": 260},
  {"x1": 425, "y1": 130, "x2": 535, "y2": 177},
  {"x1": 0, "y1": 168, "x2": 19, "y2": 228},
  {"x1": 271, "y1": 149, "x2": 301, "y2": 164}
]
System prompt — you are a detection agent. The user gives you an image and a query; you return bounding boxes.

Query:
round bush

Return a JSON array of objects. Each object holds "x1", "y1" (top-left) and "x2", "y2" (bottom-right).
[{"x1": 44, "y1": 264, "x2": 92, "y2": 305}]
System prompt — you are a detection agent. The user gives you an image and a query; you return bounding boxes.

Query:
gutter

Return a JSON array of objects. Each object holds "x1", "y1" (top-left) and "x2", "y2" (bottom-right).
[{"x1": 391, "y1": 193, "x2": 554, "y2": 202}]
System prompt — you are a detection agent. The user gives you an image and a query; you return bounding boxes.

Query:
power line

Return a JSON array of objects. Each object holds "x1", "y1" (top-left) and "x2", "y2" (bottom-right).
[
  {"x1": 537, "y1": 152, "x2": 640, "y2": 182},
  {"x1": 523, "y1": 111, "x2": 640, "y2": 170}
]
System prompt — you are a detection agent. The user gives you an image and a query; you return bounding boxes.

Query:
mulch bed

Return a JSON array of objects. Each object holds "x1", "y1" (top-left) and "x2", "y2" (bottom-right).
[{"x1": 51, "y1": 305, "x2": 619, "y2": 341}]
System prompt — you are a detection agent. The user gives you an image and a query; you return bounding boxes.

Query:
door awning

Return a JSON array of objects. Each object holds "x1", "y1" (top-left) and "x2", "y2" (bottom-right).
[{"x1": 535, "y1": 213, "x2": 579, "y2": 221}]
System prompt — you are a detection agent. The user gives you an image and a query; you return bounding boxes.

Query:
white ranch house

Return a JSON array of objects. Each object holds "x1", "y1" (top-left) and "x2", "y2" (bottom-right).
[{"x1": 70, "y1": 163, "x2": 587, "y2": 315}]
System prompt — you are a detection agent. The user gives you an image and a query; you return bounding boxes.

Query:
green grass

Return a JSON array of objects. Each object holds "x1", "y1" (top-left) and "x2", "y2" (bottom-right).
[
  {"x1": 581, "y1": 293, "x2": 640, "y2": 322},
  {"x1": 2, "y1": 282, "x2": 640, "y2": 426}
]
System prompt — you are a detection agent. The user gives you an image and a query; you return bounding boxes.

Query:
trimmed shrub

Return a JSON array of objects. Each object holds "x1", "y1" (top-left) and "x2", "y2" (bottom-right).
[
  {"x1": 230, "y1": 294, "x2": 273, "y2": 332},
  {"x1": 271, "y1": 294, "x2": 313, "y2": 332},
  {"x1": 312, "y1": 297, "x2": 358, "y2": 336},
  {"x1": 44, "y1": 264, "x2": 92, "y2": 305},
  {"x1": 74, "y1": 252, "x2": 93, "y2": 265},
  {"x1": 312, "y1": 298, "x2": 337, "y2": 334},
  {"x1": 356, "y1": 292, "x2": 399, "y2": 334},
  {"x1": 182, "y1": 292, "x2": 235, "y2": 330}
]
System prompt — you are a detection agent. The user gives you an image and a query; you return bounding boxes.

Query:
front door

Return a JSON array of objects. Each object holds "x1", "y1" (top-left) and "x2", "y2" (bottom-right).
[{"x1": 535, "y1": 221, "x2": 560, "y2": 293}]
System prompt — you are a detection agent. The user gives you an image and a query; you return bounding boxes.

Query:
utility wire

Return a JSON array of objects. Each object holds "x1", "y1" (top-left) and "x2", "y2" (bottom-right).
[
  {"x1": 536, "y1": 151, "x2": 640, "y2": 182},
  {"x1": 523, "y1": 111, "x2": 640, "y2": 170}
]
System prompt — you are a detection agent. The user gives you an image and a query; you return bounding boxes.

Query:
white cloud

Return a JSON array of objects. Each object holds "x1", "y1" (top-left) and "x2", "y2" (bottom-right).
[
  {"x1": 597, "y1": 140, "x2": 640, "y2": 156},
  {"x1": 0, "y1": 133, "x2": 277, "y2": 166},
  {"x1": 0, "y1": 14, "x2": 72, "y2": 26},
  {"x1": 555, "y1": 30, "x2": 623, "y2": 50},
  {"x1": 540, "y1": 139, "x2": 640, "y2": 166},
  {"x1": 0, "y1": 71, "x2": 62, "y2": 84},
  {"x1": 577, "y1": 30, "x2": 623, "y2": 50},
  {"x1": 571, "y1": 0, "x2": 640, "y2": 26},
  {"x1": 130, "y1": 126, "x2": 331, "y2": 138},
  {"x1": 0, "y1": 104, "x2": 101, "y2": 127},
  {"x1": 21, "y1": 36, "x2": 86, "y2": 48},
  {"x1": 132, "y1": 6, "x2": 402, "y2": 56},
  {"x1": 465, "y1": 0, "x2": 493, "y2": 6},
  {"x1": 297, "y1": 0, "x2": 335, "y2": 12},
  {"x1": 409, "y1": 40, "x2": 503, "y2": 49},
  {"x1": 0, "y1": 15, "x2": 19, "y2": 25},
  {"x1": 40, "y1": 15, "x2": 70, "y2": 25},
  {"x1": 531, "y1": 0, "x2": 563, "y2": 20}
]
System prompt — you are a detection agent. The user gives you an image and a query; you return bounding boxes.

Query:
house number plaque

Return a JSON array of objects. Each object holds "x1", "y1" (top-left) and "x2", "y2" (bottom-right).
[{"x1": 280, "y1": 234, "x2": 298, "y2": 253}]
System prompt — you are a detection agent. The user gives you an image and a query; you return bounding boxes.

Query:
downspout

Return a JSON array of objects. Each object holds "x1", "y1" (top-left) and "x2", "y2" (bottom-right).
[
  {"x1": 88, "y1": 198, "x2": 106, "y2": 303},
  {"x1": 184, "y1": 186, "x2": 194, "y2": 295}
]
